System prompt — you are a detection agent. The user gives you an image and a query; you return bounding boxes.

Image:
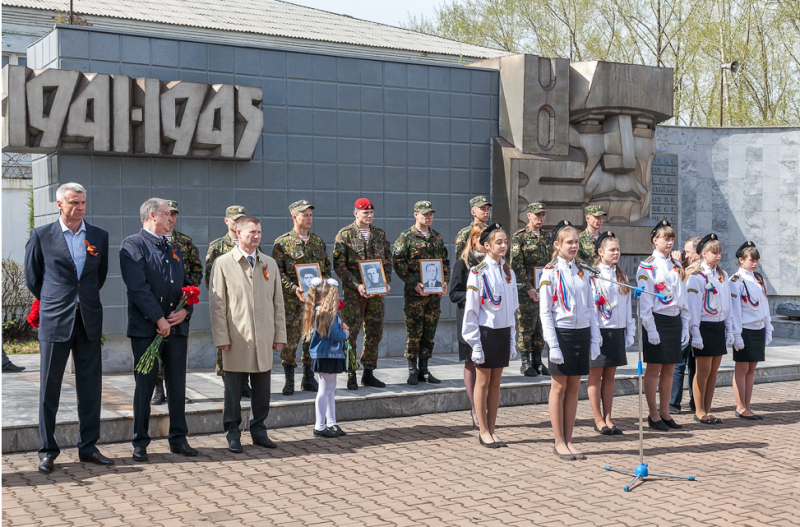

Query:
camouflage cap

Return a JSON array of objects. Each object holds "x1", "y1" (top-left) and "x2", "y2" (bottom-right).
[
  {"x1": 585, "y1": 205, "x2": 607, "y2": 217},
  {"x1": 166, "y1": 200, "x2": 179, "y2": 213},
  {"x1": 225, "y1": 205, "x2": 246, "y2": 220},
  {"x1": 469, "y1": 195, "x2": 491, "y2": 208},
  {"x1": 289, "y1": 199, "x2": 314, "y2": 214},
  {"x1": 414, "y1": 200, "x2": 435, "y2": 214},
  {"x1": 527, "y1": 202, "x2": 546, "y2": 214}
]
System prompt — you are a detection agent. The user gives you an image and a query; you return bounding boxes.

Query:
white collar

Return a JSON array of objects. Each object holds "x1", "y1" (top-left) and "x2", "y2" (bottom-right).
[
  {"x1": 652, "y1": 250, "x2": 669, "y2": 261},
  {"x1": 738, "y1": 268, "x2": 756, "y2": 279},
  {"x1": 142, "y1": 226, "x2": 163, "y2": 239},
  {"x1": 60, "y1": 218, "x2": 86, "y2": 234},
  {"x1": 701, "y1": 262, "x2": 717, "y2": 275},
  {"x1": 556, "y1": 256, "x2": 574, "y2": 270},
  {"x1": 599, "y1": 263, "x2": 615, "y2": 272},
  {"x1": 238, "y1": 246, "x2": 258, "y2": 259},
  {"x1": 483, "y1": 256, "x2": 503, "y2": 267}
]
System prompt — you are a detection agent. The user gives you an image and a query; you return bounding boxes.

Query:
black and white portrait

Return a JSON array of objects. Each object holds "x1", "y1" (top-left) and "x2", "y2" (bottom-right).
[
  {"x1": 419, "y1": 259, "x2": 444, "y2": 294},
  {"x1": 359, "y1": 259, "x2": 388, "y2": 295},
  {"x1": 295, "y1": 263, "x2": 321, "y2": 293}
]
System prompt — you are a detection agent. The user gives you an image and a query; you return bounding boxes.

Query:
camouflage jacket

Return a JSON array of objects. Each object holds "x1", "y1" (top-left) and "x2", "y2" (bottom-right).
[
  {"x1": 578, "y1": 229, "x2": 598, "y2": 263},
  {"x1": 168, "y1": 230, "x2": 202, "y2": 287},
  {"x1": 205, "y1": 234, "x2": 238, "y2": 289},
  {"x1": 510, "y1": 226, "x2": 552, "y2": 293},
  {"x1": 456, "y1": 224, "x2": 483, "y2": 259},
  {"x1": 272, "y1": 230, "x2": 332, "y2": 298},
  {"x1": 333, "y1": 222, "x2": 393, "y2": 291},
  {"x1": 392, "y1": 226, "x2": 450, "y2": 296}
]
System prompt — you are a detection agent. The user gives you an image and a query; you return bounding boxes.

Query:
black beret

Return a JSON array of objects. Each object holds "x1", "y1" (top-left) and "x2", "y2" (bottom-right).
[
  {"x1": 696, "y1": 233, "x2": 719, "y2": 255},
  {"x1": 735, "y1": 240, "x2": 756, "y2": 258},
  {"x1": 551, "y1": 220, "x2": 574, "y2": 244},
  {"x1": 594, "y1": 230, "x2": 617, "y2": 256},
  {"x1": 479, "y1": 222, "x2": 503, "y2": 245},
  {"x1": 650, "y1": 219, "x2": 671, "y2": 241}
]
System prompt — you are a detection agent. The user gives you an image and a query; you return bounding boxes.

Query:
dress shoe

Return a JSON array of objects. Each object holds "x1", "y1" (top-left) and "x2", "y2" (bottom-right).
[
  {"x1": 227, "y1": 437, "x2": 243, "y2": 453},
  {"x1": 2, "y1": 361, "x2": 25, "y2": 373},
  {"x1": 612, "y1": 426, "x2": 624, "y2": 435},
  {"x1": 693, "y1": 415, "x2": 715, "y2": 425},
  {"x1": 151, "y1": 381, "x2": 166, "y2": 405},
  {"x1": 132, "y1": 447, "x2": 148, "y2": 462},
  {"x1": 38, "y1": 456, "x2": 55, "y2": 473},
  {"x1": 479, "y1": 436, "x2": 500, "y2": 449},
  {"x1": 552, "y1": 446, "x2": 575, "y2": 461},
  {"x1": 754, "y1": 414, "x2": 764, "y2": 420},
  {"x1": 661, "y1": 418, "x2": 683, "y2": 430},
  {"x1": 735, "y1": 411, "x2": 759, "y2": 421},
  {"x1": 361, "y1": 369, "x2": 386, "y2": 388},
  {"x1": 313, "y1": 428, "x2": 338, "y2": 438},
  {"x1": 169, "y1": 442, "x2": 199, "y2": 456},
  {"x1": 330, "y1": 425, "x2": 347, "y2": 437},
  {"x1": 252, "y1": 434, "x2": 277, "y2": 448},
  {"x1": 79, "y1": 451, "x2": 115, "y2": 466},
  {"x1": 594, "y1": 425, "x2": 613, "y2": 435},
  {"x1": 647, "y1": 416, "x2": 670, "y2": 431}
]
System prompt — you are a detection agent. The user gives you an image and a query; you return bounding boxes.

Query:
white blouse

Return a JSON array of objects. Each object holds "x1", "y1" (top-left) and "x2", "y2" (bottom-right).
[
  {"x1": 636, "y1": 250, "x2": 689, "y2": 334},
  {"x1": 538, "y1": 256, "x2": 601, "y2": 350},
  {"x1": 730, "y1": 269, "x2": 773, "y2": 336},
  {"x1": 591, "y1": 264, "x2": 636, "y2": 338},
  {"x1": 462, "y1": 256, "x2": 519, "y2": 354},
  {"x1": 686, "y1": 263, "x2": 733, "y2": 343}
]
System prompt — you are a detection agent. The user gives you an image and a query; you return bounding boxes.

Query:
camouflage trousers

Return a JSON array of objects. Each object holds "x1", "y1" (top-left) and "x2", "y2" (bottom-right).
[
  {"x1": 515, "y1": 295, "x2": 545, "y2": 367},
  {"x1": 340, "y1": 288, "x2": 385, "y2": 370},
  {"x1": 403, "y1": 294, "x2": 441, "y2": 360},
  {"x1": 281, "y1": 297, "x2": 312, "y2": 368}
]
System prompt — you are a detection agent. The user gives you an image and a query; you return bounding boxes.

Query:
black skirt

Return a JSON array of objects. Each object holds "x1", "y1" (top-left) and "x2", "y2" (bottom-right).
[
  {"x1": 456, "y1": 306, "x2": 473, "y2": 362},
  {"x1": 591, "y1": 328, "x2": 628, "y2": 368},
  {"x1": 643, "y1": 313, "x2": 683, "y2": 364},
  {"x1": 694, "y1": 321, "x2": 727, "y2": 358},
  {"x1": 549, "y1": 327, "x2": 590, "y2": 376},
  {"x1": 476, "y1": 326, "x2": 510, "y2": 369},
  {"x1": 734, "y1": 327, "x2": 765, "y2": 362},
  {"x1": 312, "y1": 358, "x2": 346, "y2": 374}
]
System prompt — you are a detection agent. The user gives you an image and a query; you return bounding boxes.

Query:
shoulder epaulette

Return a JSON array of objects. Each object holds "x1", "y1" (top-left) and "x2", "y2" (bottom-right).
[
  {"x1": 544, "y1": 257, "x2": 558, "y2": 269},
  {"x1": 730, "y1": 275, "x2": 740, "y2": 282},
  {"x1": 643, "y1": 256, "x2": 654, "y2": 263},
  {"x1": 513, "y1": 227, "x2": 526, "y2": 236},
  {"x1": 275, "y1": 232, "x2": 292, "y2": 240},
  {"x1": 691, "y1": 268, "x2": 704, "y2": 276},
  {"x1": 471, "y1": 261, "x2": 488, "y2": 275}
]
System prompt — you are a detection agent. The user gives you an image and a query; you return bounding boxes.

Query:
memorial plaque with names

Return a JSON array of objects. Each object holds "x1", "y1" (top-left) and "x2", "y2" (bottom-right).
[{"x1": 651, "y1": 154, "x2": 678, "y2": 224}]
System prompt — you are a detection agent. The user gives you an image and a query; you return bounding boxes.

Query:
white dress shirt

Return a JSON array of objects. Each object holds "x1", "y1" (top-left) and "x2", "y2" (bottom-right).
[
  {"x1": 686, "y1": 262, "x2": 733, "y2": 343},
  {"x1": 538, "y1": 256, "x2": 601, "y2": 350},
  {"x1": 462, "y1": 256, "x2": 518, "y2": 354},
  {"x1": 591, "y1": 264, "x2": 636, "y2": 340},
  {"x1": 730, "y1": 268, "x2": 773, "y2": 336},
  {"x1": 636, "y1": 250, "x2": 689, "y2": 334}
]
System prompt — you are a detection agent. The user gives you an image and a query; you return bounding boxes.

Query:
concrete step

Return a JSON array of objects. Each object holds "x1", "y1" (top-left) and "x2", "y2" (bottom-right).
[
  {"x1": 4, "y1": 336, "x2": 800, "y2": 453},
  {"x1": 772, "y1": 317, "x2": 800, "y2": 340}
]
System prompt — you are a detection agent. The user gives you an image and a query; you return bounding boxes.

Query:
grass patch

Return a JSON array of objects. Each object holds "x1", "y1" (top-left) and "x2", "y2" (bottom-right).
[{"x1": 3, "y1": 339, "x2": 39, "y2": 355}]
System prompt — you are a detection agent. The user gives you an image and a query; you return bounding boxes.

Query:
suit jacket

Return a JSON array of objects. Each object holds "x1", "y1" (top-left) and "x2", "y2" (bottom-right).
[
  {"x1": 25, "y1": 220, "x2": 109, "y2": 342},
  {"x1": 209, "y1": 248, "x2": 286, "y2": 373},
  {"x1": 120, "y1": 229, "x2": 193, "y2": 338}
]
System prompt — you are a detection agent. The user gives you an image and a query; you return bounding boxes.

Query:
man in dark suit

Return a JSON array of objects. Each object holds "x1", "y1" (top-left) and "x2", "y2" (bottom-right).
[
  {"x1": 120, "y1": 198, "x2": 197, "y2": 462},
  {"x1": 25, "y1": 182, "x2": 113, "y2": 474}
]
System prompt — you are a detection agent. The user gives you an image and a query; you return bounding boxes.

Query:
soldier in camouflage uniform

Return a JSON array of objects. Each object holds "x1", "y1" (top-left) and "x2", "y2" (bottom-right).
[
  {"x1": 272, "y1": 200, "x2": 331, "y2": 395},
  {"x1": 454, "y1": 195, "x2": 492, "y2": 257},
  {"x1": 510, "y1": 202, "x2": 552, "y2": 377},
  {"x1": 393, "y1": 201, "x2": 450, "y2": 385},
  {"x1": 578, "y1": 205, "x2": 607, "y2": 263},
  {"x1": 151, "y1": 200, "x2": 203, "y2": 405},
  {"x1": 333, "y1": 198, "x2": 392, "y2": 390}
]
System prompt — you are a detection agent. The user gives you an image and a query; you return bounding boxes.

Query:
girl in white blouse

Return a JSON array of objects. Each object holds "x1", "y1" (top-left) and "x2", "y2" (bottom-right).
[
  {"x1": 686, "y1": 233, "x2": 734, "y2": 425},
  {"x1": 462, "y1": 223, "x2": 518, "y2": 448},
  {"x1": 588, "y1": 232, "x2": 635, "y2": 436},
  {"x1": 729, "y1": 241, "x2": 773, "y2": 420},
  {"x1": 539, "y1": 220, "x2": 601, "y2": 461}
]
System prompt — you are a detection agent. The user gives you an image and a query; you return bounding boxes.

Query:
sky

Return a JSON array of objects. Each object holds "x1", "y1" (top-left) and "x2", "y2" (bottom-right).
[{"x1": 281, "y1": 0, "x2": 449, "y2": 28}]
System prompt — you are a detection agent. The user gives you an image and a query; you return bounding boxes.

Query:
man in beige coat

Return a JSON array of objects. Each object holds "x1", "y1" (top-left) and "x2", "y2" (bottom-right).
[{"x1": 209, "y1": 216, "x2": 287, "y2": 452}]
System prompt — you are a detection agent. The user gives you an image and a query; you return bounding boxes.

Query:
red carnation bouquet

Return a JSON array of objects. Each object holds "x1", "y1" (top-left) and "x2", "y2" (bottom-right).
[
  {"x1": 135, "y1": 286, "x2": 200, "y2": 374},
  {"x1": 27, "y1": 299, "x2": 41, "y2": 328}
]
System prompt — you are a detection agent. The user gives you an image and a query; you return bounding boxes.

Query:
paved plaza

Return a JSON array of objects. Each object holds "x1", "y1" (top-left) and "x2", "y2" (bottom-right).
[{"x1": 3, "y1": 380, "x2": 799, "y2": 526}]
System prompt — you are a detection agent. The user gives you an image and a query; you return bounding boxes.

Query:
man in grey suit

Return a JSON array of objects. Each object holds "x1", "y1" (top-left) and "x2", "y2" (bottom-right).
[{"x1": 25, "y1": 182, "x2": 113, "y2": 474}]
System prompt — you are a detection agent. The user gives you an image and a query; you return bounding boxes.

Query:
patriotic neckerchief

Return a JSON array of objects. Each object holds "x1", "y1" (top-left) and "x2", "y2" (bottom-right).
[
  {"x1": 640, "y1": 252, "x2": 676, "y2": 305},
  {"x1": 738, "y1": 270, "x2": 761, "y2": 311},
  {"x1": 553, "y1": 259, "x2": 576, "y2": 313},
  {"x1": 592, "y1": 265, "x2": 618, "y2": 320},
  {"x1": 476, "y1": 258, "x2": 505, "y2": 312},
  {"x1": 698, "y1": 265, "x2": 720, "y2": 315}
]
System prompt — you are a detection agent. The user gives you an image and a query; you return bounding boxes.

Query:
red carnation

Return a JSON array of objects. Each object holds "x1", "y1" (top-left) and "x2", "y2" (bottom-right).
[
  {"x1": 655, "y1": 282, "x2": 666, "y2": 291},
  {"x1": 181, "y1": 286, "x2": 201, "y2": 306},
  {"x1": 27, "y1": 299, "x2": 40, "y2": 328},
  {"x1": 595, "y1": 295, "x2": 606, "y2": 306},
  {"x1": 338, "y1": 300, "x2": 345, "y2": 311}
]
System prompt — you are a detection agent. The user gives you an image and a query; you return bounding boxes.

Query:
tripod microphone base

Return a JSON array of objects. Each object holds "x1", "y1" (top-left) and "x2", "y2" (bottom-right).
[{"x1": 605, "y1": 463, "x2": 696, "y2": 492}]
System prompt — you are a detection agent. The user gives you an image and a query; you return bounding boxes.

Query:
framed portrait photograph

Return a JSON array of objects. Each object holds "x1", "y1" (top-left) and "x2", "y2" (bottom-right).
[
  {"x1": 534, "y1": 267, "x2": 544, "y2": 289},
  {"x1": 295, "y1": 263, "x2": 321, "y2": 293},
  {"x1": 419, "y1": 259, "x2": 444, "y2": 295},
  {"x1": 358, "y1": 259, "x2": 389, "y2": 296}
]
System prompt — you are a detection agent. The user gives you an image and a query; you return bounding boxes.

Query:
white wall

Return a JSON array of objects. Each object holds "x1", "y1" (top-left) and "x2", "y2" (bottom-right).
[{"x1": 2, "y1": 177, "x2": 32, "y2": 262}]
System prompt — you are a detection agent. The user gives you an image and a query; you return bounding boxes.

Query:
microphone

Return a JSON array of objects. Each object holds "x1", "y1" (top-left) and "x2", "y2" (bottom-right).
[{"x1": 577, "y1": 262, "x2": 600, "y2": 276}]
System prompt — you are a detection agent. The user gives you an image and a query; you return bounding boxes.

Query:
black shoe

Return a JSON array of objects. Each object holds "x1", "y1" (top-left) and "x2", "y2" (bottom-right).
[
  {"x1": 241, "y1": 381, "x2": 252, "y2": 399},
  {"x1": 520, "y1": 353, "x2": 537, "y2": 376},
  {"x1": 313, "y1": 427, "x2": 339, "y2": 438},
  {"x1": 169, "y1": 442, "x2": 199, "y2": 456},
  {"x1": 594, "y1": 425, "x2": 613, "y2": 435},
  {"x1": 522, "y1": 366, "x2": 539, "y2": 377},
  {"x1": 735, "y1": 411, "x2": 759, "y2": 421},
  {"x1": 79, "y1": 451, "x2": 114, "y2": 466},
  {"x1": 407, "y1": 358, "x2": 419, "y2": 385},
  {"x1": 612, "y1": 426, "x2": 624, "y2": 435},
  {"x1": 2, "y1": 361, "x2": 25, "y2": 373},
  {"x1": 330, "y1": 425, "x2": 347, "y2": 437},
  {"x1": 553, "y1": 446, "x2": 575, "y2": 461},
  {"x1": 227, "y1": 437, "x2": 243, "y2": 453},
  {"x1": 418, "y1": 359, "x2": 441, "y2": 384},
  {"x1": 647, "y1": 416, "x2": 670, "y2": 431},
  {"x1": 661, "y1": 418, "x2": 683, "y2": 429},
  {"x1": 361, "y1": 369, "x2": 385, "y2": 388},
  {"x1": 132, "y1": 447, "x2": 148, "y2": 462},
  {"x1": 347, "y1": 370, "x2": 358, "y2": 390},
  {"x1": 252, "y1": 434, "x2": 277, "y2": 448},
  {"x1": 539, "y1": 365, "x2": 550, "y2": 376},
  {"x1": 38, "y1": 456, "x2": 55, "y2": 473},
  {"x1": 479, "y1": 436, "x2": 500, "y2": 449},
  {"x1": 693, "y1": 415, "x2": 715, "y2": 425},
  {"x1": 301, "y1": 365, "x2": 318, "y2": 392},
  {"x1": 151, "y1": 381, "x2": 166, "y2": 405},
  {"x1": 754, "y1": 414, "x2": 764, "y2": 420},
  {"x1": 282, "y1": 366, "x2": 295, "y2": 396}
]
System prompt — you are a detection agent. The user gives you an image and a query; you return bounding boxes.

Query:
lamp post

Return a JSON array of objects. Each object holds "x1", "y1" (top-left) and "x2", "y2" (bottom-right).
[
  {"x1": 719, "y1": 61, "x2": 739, "y2": 126},
  {"x1": 69, "y1": 0, "x2": 73, "y2": 24}
]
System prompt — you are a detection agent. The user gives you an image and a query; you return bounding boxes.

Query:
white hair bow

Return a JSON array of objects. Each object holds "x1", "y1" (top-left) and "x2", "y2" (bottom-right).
[
  {"x1": 327, "y1": 278, "x2": 339, "y2": 287},
  {"x1": 310, "y1": 277, "x2": 323, "y2": 287}
]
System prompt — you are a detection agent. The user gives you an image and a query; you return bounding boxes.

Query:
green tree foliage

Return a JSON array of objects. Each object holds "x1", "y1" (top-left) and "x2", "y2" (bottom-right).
[{"x1": 404, "y1": 0, "x2": 799, "y2": 126}]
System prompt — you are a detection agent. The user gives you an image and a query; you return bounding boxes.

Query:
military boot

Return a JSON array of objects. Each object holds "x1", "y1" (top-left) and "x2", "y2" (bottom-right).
[
  {"x1": 521, "y1": 352, "x2": 539, "y2": 377},
  {"x1": 282, "y1": 366, "x2": 295, "y2": 396},
  {"x1": 346, "y1": 370, "x2": 358, "y2": 390},
  {"x1": 362, "y1": 368, "x2": 386, "y2": 388},
  {"x1": 151, "y1": 379, "x2": 166, "y2": 405},
  {"x1": 407, "y1": 358, "x2": 419, "y2": 385},
  {"x1": 301, "y1": 365, "x2": 319, "y2": 392},
  {"x1": 418, "y1": 358, "x2": 441, "y2": 384}
]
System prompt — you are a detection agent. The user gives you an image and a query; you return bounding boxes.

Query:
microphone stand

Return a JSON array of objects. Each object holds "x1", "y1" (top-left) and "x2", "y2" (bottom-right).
[{"x1": 584, "y1": 265, "x2": 696, "y2": 492}]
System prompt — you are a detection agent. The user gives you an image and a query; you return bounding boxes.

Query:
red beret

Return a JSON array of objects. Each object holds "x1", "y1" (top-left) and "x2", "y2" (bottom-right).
[{"x1": 354, "y1": 198, "x2": 374, "y2": 210}]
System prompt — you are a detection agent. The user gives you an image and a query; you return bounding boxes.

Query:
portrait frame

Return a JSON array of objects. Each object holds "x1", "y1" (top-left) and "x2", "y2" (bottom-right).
[
  {"x1": 419, "y1": 259, "x2": 444, "y2": 295},
  {"x1": 358, "y1": 259, "x2": 389, "y2": 296},
  {"x1": 295, "y1": 263, "x2": 321, "y2": 293},
  {"x1": 534, "y1": 267, "x2": 544, "y2": 289}
]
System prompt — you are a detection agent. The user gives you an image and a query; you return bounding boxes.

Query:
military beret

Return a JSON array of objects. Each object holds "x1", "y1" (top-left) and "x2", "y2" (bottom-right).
[
  {"x1": 225, "y1": 205, "x2": 246, "y2": 220},
  {"x1": 650, "y1": 219, "x2": 672, "y2": 241},
  {"x1": 527, "y1": 202, "x2": 546, "y2": 214},
  {"x1": 479, "y1": 222, "x2": 503, "y2": 245},
  {"x1": 414, "y1": 201, "x2": 434, "y2": 214},
  {"x1": 166, "y1": 200, "x2": 179, "y2": 213},
  {"x1": 585, "y1": 205, "x2": 606, "y2": 217},
  {"x1": 594, "y1": 230, "x2": 617, "y2": 255},
  {"x1": 735, "y1": 240, "x2": 756, "y2": 259},
  {"x1": 470, "y1": 195, "x2": 491, "y2": 208},
  {"x1": 551, "y1": 220, "x2": 574, "y2": 243},
  {"x1": 354, "y1": 198, "x2": 374, "y2": 210},
  {"x1": 289, "y1": 200, "x2": 314, "y2": 214},
  {"x1": 696, "y1": 233, "x2": 719, "y2": 255}
]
